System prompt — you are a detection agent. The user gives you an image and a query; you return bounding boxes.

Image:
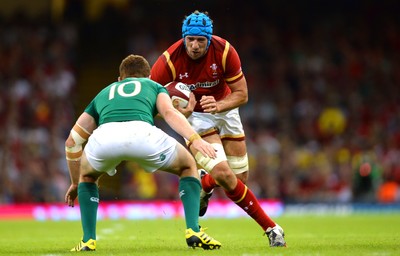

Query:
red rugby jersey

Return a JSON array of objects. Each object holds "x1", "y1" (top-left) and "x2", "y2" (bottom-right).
[{"x1": 151, "y1": 35, "x2": 244, "y2": 112}]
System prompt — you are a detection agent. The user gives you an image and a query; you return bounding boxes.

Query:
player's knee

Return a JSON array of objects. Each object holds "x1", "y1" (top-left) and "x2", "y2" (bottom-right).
[
  {"x1": 227, "y1": 154, "x2": 249, "y2": 174},
  {"x1": 235, "y1": 171, "x2": 249, "y2": 184},
  {"x1": 195, "y1": 143, "x2": 227, "y2": 173},
  {"x1": 211, "y1": 163, "x2": 235, "y2": 181},
  {"x1": 210, "y1": 162, "x2": 238, "y2": 189}
]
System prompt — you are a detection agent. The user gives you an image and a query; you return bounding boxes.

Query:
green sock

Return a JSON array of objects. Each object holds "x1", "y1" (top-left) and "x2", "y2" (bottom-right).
[
  {"x1": 179, "y1": 176, "x2": 201, "y2": 232},
  {"x1": 78, "y1": 182, "x2": 99, "y2": 242}
]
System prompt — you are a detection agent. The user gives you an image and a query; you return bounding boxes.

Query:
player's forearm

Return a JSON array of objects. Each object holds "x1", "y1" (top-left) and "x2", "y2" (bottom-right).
[
  {"x1": 67, "y1": 160, "x2": 80, "y2": 185},
  {"x1": 216, "y1": 90, "x2": 248, "y2": 112},
  {"x1": 215, "y1": 76, "x2": 248, "y2": 112},
  {"x1": 163, "y1": 108, "x2": 198, "y2": 140}
]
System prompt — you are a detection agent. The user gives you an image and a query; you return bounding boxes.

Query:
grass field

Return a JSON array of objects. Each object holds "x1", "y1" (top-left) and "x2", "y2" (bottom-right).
[{"x1": 0, "y1": 214, "x2": 399, "y2": 255}]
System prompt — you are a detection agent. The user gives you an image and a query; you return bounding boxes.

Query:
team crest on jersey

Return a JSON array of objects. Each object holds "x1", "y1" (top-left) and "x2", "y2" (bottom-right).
[{"x1": 210, "y1": 63, "x2": 218, "y2": 77}]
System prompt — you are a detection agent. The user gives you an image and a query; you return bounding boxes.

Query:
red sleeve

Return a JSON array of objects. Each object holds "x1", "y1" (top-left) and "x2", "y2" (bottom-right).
[
  {"x1": 150, "y1": 53, "x2": 173, "y2": 86},
  {"x1": 211, "y1": 36, "x2": 244, "y2": 84},
  {"x1": 150, "y1": 39, "x2": 184, "y2": 86},
  {"x1": 224, "y1": 43, "x2": 244, "y2": 84}
]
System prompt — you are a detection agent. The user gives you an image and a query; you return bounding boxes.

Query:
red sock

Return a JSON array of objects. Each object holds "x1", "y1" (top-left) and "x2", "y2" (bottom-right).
[
  {"x1": 225, "y1": 179, "x2": 276, "y2": 231},
  {"x1": 201, "y1": 173, "x2": 217, "y2": 193}
]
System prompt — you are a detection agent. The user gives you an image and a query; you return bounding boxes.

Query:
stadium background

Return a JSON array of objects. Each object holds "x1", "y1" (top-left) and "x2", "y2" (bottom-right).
[{"x1": 0, "y1": 0, "x2": 399, "y2": 213}]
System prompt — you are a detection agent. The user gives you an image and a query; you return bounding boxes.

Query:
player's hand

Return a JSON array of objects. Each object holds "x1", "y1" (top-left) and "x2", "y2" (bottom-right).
[
  {"x1": 175, "y1": 93, "x2": 196, "y2": 118},
  {"x1": 191, "y1": 139, "x2": 217, "y2": 159},
  {"x1": 200, "y1": 95, "x2": 218, "y2": 114},
  {"x1": 65, "y1": 184, "x2": 78, "y2": 207}
]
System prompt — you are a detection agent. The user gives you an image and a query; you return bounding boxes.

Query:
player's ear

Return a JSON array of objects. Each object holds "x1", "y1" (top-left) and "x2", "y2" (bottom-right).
[{"x1": 117, "y1": 76, "x2": 121, "y2": 81}]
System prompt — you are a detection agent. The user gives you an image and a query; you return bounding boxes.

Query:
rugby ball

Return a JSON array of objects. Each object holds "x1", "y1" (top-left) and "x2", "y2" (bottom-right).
[{"x1": 165, "y1": 81, "x2": 191, "y2": 108}]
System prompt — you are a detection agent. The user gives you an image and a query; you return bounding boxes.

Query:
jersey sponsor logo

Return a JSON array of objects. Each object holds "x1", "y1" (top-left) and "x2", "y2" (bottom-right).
[
  {"x1": 179, "y1": 190, "x2": 185, "y2": 198},
  {"x1": 187, "y1": 79, "x2": 220, "y2": 90},
  {"x1": 90, "y1": 197, "x2": 99, "y2": 203}
]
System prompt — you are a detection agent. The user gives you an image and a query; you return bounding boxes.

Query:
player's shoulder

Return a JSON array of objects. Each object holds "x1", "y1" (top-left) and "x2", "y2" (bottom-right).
[
  {"x1": 142, "y1": 77, "x2": 167, "y2": 90},
  {"x1": 165, "y1": 39, "x2": 185, "y2": 55},
  {"x1": 211, "y1": 35, "x2": 227, "y2": 44},
  {"x1": 140, "y1": 77, "x2": 162, "y2": 87},
  {"x1": 210, "y1": 35, "x2": 232, "y2": 51}
]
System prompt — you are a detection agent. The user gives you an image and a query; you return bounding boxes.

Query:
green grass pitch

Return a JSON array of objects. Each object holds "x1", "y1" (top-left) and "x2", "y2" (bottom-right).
[{"x1": 0, "y1": 214, "x2": 399, "y2": 255}]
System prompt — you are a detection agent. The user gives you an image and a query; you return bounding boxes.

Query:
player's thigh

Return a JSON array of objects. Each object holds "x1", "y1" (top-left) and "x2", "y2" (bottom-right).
[
  {"x1": 201, "y1": 133, "x2": 222, "y2": 144},
  {"x1": 160, "y1": 143, "x2": 197, "y2": 177},
  {"x1": 222, "y1": 139, "x2": 247, "y2": 156},
  {"x1": 79, "y1": 151, "x2": 103, "y2": 182}
]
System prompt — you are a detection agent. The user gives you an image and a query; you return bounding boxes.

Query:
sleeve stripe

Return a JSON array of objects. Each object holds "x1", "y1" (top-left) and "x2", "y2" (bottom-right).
[
  {"x1": 222, "y1": 41, "x2": 230, "y2": 73},
  {"x1": 163, "y1": 51, "x2": 176, "y2": 80},
  {"x1": 225, "y1": 71, "x2": 243, "y2": 83}
]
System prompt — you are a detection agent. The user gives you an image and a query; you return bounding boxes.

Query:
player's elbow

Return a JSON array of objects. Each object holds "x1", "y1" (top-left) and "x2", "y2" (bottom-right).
[
  {"x1": 238, "y1": 92, "x2": 248, "y2": 106},
  {"x1": 65, "y1": 135, "x2": 74, "y2": 148},
  {"x1": 241, "y1": 93, "x2": 248, "y2": 104},
  {"x1": 232, "y1": 88, "x2": 248, "y2": 106}
]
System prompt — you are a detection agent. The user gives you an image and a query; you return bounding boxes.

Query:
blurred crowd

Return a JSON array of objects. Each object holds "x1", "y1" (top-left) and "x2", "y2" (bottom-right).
[
  {"x1": 0, "y1": 12, "x2": 78, "y2": 203},
  {"x1": 0, "y1": 1, "x2": 399, "y2": 204}
]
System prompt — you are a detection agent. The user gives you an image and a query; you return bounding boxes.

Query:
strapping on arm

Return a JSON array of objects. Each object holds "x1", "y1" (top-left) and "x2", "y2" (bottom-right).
[{"x1": 65, "y1": 123, "x2": 91, "y2": 161}]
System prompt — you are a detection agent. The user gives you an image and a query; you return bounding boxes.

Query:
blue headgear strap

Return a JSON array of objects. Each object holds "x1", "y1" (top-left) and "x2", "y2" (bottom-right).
[{"x1": 182, "y1": 12, "x2": 213, "y2": 48}]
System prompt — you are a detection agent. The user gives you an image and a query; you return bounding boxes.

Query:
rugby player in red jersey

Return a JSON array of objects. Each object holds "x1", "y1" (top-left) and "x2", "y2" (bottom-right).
[{"x1": 151, "y1": 10, "x2": 286, "y2": 247}]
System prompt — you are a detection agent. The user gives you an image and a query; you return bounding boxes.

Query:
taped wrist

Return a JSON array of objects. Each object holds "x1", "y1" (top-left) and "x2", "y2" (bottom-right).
[{"x1": 188, "y1": 133, "x2": 201, "y2": 144}]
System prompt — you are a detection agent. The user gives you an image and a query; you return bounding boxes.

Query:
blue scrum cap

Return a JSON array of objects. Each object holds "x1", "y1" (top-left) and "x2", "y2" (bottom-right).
[{"x1": 182, "y1": 11, "x2": 213, "y2": 47}]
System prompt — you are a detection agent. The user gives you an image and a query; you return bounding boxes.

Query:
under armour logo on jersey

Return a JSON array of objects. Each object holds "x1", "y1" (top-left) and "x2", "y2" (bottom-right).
[
  {"x1": 244, "y1": 200, "x2": 253, "y2": 211},
  {"x1": 179, "y1": 72, "x2": 189, "y2": 79},
  {"x1": 179, "y1": 190, "x2": 185, "y2": 198},
  {"x1": 90, "y1": 197, "x2": 99, "y2": 203}
]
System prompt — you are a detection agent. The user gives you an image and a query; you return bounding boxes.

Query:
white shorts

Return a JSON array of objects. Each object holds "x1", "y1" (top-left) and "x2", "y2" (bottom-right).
[
  {"x1": 84, "y1": 121, "x2": 177, "y2": 174},
  {"x1": 187, "y1": 108, "x2": 245, "y2": 140}
]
